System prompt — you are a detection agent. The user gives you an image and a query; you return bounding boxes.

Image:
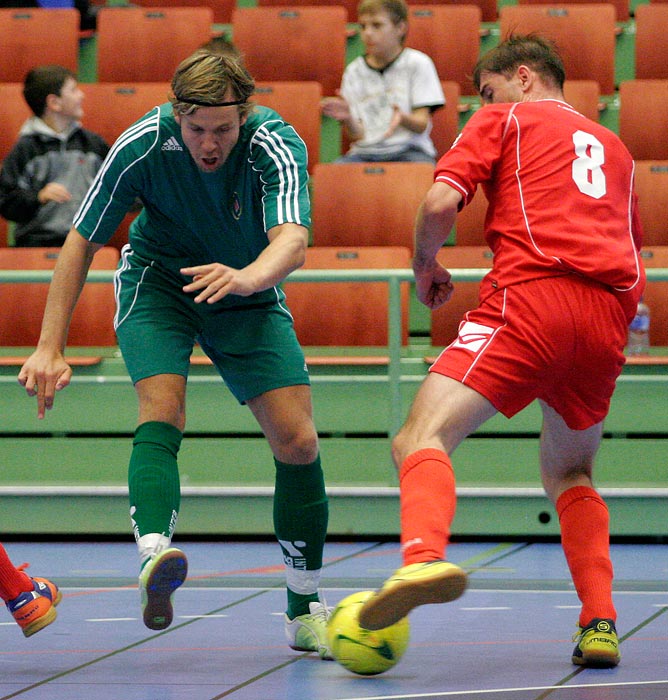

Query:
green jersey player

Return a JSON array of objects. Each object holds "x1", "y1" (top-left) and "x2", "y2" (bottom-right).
[{"x1": 19, "y1": 49, "x2": 332, "y2": 658}]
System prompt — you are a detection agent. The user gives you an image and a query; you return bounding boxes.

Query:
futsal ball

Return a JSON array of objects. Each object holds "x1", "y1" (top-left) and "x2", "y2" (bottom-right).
[{"x1": 327, "y1": 590, "x2": 410, "y2": 675}]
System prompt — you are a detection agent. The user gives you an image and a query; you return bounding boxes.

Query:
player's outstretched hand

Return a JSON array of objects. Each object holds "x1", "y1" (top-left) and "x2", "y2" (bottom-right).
[
  {"x1": 18, "y1": 351, "x2": 72, "y2": 420},
  {"x1": 181, "y1": 263, "x2": 255, "y2": 303},
  {"x1": 414, "y1": 260, "x2": 454, "y2": 310}
]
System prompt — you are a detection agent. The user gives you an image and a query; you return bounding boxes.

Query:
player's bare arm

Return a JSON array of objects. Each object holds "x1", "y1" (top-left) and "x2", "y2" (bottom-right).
[
  {"x1": 18, "y1": 228, "x2": 101, "y2": 418},
  {"x1": 413, "y1": 182, "x2": 462, "y2": 309},
  {"x1": 181, "y1": 223, "x2": 309, "y2": 304}
]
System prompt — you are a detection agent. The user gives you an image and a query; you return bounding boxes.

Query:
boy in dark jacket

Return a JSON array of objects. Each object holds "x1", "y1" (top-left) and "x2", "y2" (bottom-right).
[{"x1": 0, "y1": 65, "x2": 108, "y2": 246}]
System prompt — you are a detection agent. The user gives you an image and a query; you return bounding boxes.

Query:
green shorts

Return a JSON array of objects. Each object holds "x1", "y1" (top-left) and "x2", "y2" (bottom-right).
[{"x1": 114, "y1": 258, "x2": 309, "y2": 403}]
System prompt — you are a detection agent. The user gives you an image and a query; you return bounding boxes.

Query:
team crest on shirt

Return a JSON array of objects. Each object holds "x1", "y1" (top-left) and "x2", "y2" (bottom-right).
[{"x1": 231, "y1": 192, "x2": 242, "y2": 220}]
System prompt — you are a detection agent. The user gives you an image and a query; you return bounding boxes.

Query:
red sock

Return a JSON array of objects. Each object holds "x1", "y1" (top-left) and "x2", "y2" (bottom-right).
[
  {"x1": 399, "y1": 448, "x2": 456, "y2": 566},
  {"x1": 0, "y1": 545, "x2": 33, "y2": 602},
  {"x1": 557, "y1": 486, "x2": 616, "y2": 626}
]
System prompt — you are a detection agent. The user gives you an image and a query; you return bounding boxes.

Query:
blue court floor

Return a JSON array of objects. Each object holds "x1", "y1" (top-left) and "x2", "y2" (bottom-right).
[{"x1": 0, "y1": 540, "x2": 666, "y2": 700}]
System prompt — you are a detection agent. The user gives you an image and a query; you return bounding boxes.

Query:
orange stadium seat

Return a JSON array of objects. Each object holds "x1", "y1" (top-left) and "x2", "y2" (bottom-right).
[
  {"x1": 637, "y1": 247, "x2": 668, "y2": 347},
  {"x1": 0, "y1": 247, "x2": 119, "y2": 353},
  {"x1": 563, "y1": 80, "x2": 602, "y2": 122},
  {"x1": 406, "y1": 5, "x2": 482, "y2": 96},
  {"x1": 81, "y1": 83, "x2": 171, "y2": 147},
  {"x1": 431, "y1": 81, "x2": 461, "y2": 158},
  {"x1": 134, "y1": 0, "x2": 235, "y2": 23},
  {"x1": 252, "y1": 82, "x2": 323, "y2": 172},
  {"x1": 499, "y1": 4, "x2": 617, "y2": 94},
  {"x1": 258, "y1": 0, "x2": 358, "y2": 22},
  {"x1": 412, "y1": 0, "x2": 496, "y2": 23},
  {"x1": 0, "y1": 8, "x2": 79, "y2": 82},
  {"x1": 518, "y1": 0, "x2": 628, "y2": 22},
  {"x1": 454, "y1": 189, "x2": 489, "y2": 246},
  {"x1": 619, "y1": 80, "x2": 668, "y2": 160},
  {"x1": 634, "y1": 162, "x2": 668, "y2": 247},
  {"x1": 232, "y1": 7, "x2": 347, "y2": 97},
  {"x1": 429, "y1": 246, "x2": 493, "y2": 348},
  {"x1": 635, "y1": 4, "x2": 668, "y2": 80},
  {"x1": 282, "y1": 246, "x2": 412, "y2": 349},
  {"x1": 311, "y1": 162, "x2": 434, "y2": 251},
  {"x1": 96, "y1": 7, "x2": 214, "y2": 82},
  {"x1": 0, "y1": 83, "x2": 31, "y2": 163}
]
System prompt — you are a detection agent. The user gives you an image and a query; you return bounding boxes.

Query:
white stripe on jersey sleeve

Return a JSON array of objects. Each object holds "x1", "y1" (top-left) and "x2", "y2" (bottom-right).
[
  {"x1": 251, "y1": 120, "x2": 305, "y2": 227},
  {"x1": 74, "y1": 108, "x2": 162, "y2": 241}
]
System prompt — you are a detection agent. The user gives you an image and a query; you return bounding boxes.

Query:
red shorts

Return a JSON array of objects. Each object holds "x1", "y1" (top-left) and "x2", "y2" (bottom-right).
[{"x1": 429, "y1": 275, "x2": 628, "y2": 429}]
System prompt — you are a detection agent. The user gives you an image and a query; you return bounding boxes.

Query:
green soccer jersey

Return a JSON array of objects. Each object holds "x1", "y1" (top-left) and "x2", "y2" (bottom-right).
[{"x1": 73, "y1": 102, "x2": 311, "y2": 307}]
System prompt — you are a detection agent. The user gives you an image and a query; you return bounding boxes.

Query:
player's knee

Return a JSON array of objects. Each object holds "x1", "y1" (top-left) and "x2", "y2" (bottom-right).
[
  {"x1": 137, "y1": 395, "x2": 186, "y2": 431},
  {"x1": 274, "y1": 424, "x2": 319, "y2": 464},
  {"x1": 390, "y1": 432, "x2": 410, "y2": 473}
]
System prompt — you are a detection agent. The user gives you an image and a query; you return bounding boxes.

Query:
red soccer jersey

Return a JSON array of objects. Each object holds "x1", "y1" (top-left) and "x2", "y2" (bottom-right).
[{"x1": 435, "y1": 99, "x2": 645, "y2": 321}]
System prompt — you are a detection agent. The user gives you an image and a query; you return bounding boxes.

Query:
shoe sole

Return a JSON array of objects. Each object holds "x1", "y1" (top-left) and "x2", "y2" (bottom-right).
[
  {"x1": 359, "y1": 564, "x2": 468, "y2": 630},
  {"x1": 287, "y1": 633, "x2": 332, "y2": 659},
  {"x1": 22, "y1": 606, "x2": 58, "y2": 638},
  {"x1": 142, "y1": 550, "x2": 188, "y2": 631},
  {"x1": 573, "y1": 647, "x2": 620, "y2": 668},
  {"x1": 19, "y1": 585, "x2": 62, "y2": 638}
]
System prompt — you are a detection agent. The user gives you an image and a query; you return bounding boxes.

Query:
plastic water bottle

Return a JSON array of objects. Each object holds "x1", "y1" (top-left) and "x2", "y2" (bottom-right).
[{"x1": 626, "y1": 298, "x2": 650, "y2": 356}]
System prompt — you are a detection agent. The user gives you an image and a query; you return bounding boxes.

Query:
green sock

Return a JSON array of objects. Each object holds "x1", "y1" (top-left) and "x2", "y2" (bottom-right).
[
  {"x1": 128, "y1": 421, "x2": 182, "y2": 539},
  {"x1": 273, "y1": 456, "x2": 329, "y2": 619}
]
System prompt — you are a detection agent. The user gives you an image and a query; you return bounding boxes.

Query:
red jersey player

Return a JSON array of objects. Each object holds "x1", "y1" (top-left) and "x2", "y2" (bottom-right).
[{"x1": 359, "y1": 35, "x2": 644, "y2": 669}]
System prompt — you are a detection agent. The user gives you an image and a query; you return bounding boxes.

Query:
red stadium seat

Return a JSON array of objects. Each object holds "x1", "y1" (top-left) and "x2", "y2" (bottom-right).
[
  {"x1": 499, "y1": 4, "x2": 617, "y2": 94},
  {"x1": 82, "y1": 83, "x2": 171, "y2": 147},
  {"x1": 0, "y1": 8, "x2": 79, "y2": 82},
  {"x1": 0, "y1": 247, "x2": 119, "y2": 353},
  {"x1": 406, "y1": 5, "x2": 482, "y2": 96},
  {"x1": 252, "y1": 81, "x2": 323, "y2": 173},
  {"x1": 619, "y1": 80, "x2": 668, "y2": 160},
  {"x1": 431, "y1": 81, "x2": 461, "y2": 158},
  {"x1": 282, "y1": 246, "x2": 412, "y2": 348},
  {"x1": 0, "y1": 83, "x2": 31, "y2": 163},
  {"x1": 311, "y1": 162, "x2": 434, "y2": 251},
  {"x1": 96, "y1": 7, "x2": 214, "y2": 82},
  {"x1": 634, "y1": 162, "x2": 668, "y2": 247},
  {"x1": 232, "y1": 7, "x2": 347, "y2": 97},
  {"x1": 429, "y1": 246, "x2": 493, "y2": 348}
]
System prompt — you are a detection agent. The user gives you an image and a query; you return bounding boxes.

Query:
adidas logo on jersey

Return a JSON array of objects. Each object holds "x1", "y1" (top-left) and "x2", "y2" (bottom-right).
[{"x1": 161, "y1": 136, "x2": 183, "y2": 151}]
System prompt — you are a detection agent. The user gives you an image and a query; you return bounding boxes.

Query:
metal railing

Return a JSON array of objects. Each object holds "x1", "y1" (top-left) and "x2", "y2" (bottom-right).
[{"x1": 2, "y1": 266, "x2": 667, "y2": 435}]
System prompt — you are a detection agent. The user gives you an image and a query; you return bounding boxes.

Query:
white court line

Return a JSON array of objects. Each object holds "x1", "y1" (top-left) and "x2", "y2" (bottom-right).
[
  {"x1": 87, "y1": 617, "x2": 136, "y2": 622},
  {"x1": 85, "y1": 614, "x2": 231, "y2": 622},
  {"x1": 332, "y1": 679, "x2": 668, "y2": 700}
]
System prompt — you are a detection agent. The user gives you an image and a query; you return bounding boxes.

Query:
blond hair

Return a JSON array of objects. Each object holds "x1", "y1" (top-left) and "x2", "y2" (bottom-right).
[{"x1": 170, "y1": 49, "x2": 255, "y2": 118}]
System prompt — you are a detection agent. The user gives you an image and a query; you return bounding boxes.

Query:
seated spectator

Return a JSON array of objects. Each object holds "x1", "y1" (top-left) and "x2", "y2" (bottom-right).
[
  {"x1": 321, "y1": 0, "x2": 444, "y2": 163},
  {"x1": 0, "y1": 65, "x2": 109, "y2": 247}
]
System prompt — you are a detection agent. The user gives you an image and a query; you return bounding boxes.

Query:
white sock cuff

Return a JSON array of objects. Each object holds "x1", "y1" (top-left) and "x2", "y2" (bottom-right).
[
  {"x1": 137, "y1": 533, "x2": 171, "y2": 566},
  {"x1": 285, "y1": 567, "x2": 321, "y2": 595}
]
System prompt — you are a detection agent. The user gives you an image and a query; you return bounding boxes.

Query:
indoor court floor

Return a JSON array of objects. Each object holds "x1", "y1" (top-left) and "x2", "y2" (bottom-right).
[{"x1": 0, "y1": 540, "x2": 666, "y2": 700}]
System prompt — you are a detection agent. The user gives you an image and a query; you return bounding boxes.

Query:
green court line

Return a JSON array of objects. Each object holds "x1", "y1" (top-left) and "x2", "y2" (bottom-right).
[
  {"x1": 458, "y1": 541, "x2": 532, "y2": 573},
  {"x1": 532, "y1": 605, "x2": 668, "y2": 700}
]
